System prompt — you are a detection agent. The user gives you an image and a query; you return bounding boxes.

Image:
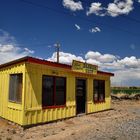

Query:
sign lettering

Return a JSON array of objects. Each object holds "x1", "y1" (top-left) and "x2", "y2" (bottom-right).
[{"x1": 72, "y1": 60, "x2": 98, "y2": 74}]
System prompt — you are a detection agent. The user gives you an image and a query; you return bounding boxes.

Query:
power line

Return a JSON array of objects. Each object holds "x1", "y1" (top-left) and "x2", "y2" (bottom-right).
[
  {"x1": 19, "y1": 0, "x2": 140, "y2": 37},
  {"x1": 17, "y1": 42, "x2": 49, "y2": 47},
  {"x1": 81, "y1": 0, "x2": 140, "y2": 24}
]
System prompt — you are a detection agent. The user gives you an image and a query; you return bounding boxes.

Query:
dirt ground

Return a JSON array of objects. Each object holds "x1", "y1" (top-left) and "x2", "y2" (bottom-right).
[{"x1": 0, "y1": 100, "x2": 140, "y2": 140}]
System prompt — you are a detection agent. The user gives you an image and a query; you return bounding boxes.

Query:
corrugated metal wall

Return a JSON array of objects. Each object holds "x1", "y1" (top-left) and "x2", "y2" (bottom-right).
[
  {"x1": 87, "y1": 77, "x2": 111, "y2": 113},
  {"x1": 0, "y1": 61, "x2": 111, "y2": 126},
  {"x1": 23, "y1": 63, "x2": 76, "y2": 125},
  {"x1": 23, "y1": 62, "x2": 111, "y2": 126},
  {"x1": 0, "y1": 63, "x2": 25, "y2": 125}
]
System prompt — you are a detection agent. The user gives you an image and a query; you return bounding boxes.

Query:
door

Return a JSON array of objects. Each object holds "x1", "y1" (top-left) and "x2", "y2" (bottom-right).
[{"x1": 76, "y1": 79, "x2": 86, "y2": 114}]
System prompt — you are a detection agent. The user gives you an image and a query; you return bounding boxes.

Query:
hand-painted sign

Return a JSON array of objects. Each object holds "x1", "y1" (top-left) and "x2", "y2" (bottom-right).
[{"x1": 72, "y1": 60, "x2": 98, "y2": 74}]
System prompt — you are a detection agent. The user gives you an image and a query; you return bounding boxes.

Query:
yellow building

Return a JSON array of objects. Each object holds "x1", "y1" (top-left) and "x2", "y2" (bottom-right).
[{"x1": 0, "y1": 56, "x2": 114, "y2": 126}]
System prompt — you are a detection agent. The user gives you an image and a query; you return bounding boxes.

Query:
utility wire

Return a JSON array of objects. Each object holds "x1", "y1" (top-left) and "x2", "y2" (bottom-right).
[
  {"x1": 19, "y1": 0, "x2": 140, "y2": 37},
  {"x1": 81, "y1": 0, "x2": 140, "y2": 24},
  {"x1": 2, "y1": 41, "x2": 51, "y2": 48}
]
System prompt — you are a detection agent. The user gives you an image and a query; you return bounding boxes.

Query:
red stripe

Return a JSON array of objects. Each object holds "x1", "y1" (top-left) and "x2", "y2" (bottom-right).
[
  {"x1": 42, "y1": 105, "x2": 66, "y2": 109},
  {"x1": 28, "y1": 57, "x2": 71, "y2": 69},
  {"x1": 0, "y1": 56, "x2": 114, "y2": 76}
]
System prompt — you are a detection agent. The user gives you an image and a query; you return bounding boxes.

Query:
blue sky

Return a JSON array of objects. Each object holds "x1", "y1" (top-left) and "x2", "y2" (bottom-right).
[{"x1": 0, "y1": 0, "x2": 140, "y2": 86}]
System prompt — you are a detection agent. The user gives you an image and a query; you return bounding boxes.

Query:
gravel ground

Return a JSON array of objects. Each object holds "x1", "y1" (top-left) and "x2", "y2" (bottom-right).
[{"x1": 0, "y1": 100, "x2": 140, "y2": 140}]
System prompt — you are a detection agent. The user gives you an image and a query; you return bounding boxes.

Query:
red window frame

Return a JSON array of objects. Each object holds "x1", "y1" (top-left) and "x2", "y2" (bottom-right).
[{"x1": 42, "y1": 75, "x2": 66, "y2": 109}]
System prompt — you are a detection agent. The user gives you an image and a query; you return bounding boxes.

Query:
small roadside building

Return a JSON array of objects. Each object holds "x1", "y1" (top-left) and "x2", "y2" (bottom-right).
[{"x1": 0, "y1": 56, "x2": 114, "y2": 126}]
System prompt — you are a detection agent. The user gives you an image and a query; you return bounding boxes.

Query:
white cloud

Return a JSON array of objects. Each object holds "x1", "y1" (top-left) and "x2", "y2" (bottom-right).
[
  {"x1": 75, "y1": 24, "x2": 81, "y2": 30},
  {"x1": 85, "y1": 51, "x2": 101, "y2": 60},
  {"x1": 86, "y1": 58, "x2": 101, "y2": 65},
  {"x1": 63, "y1": 0, "x2": 83, "y2": 11},
  {"x1": 107, "y1": 0, "x2": 134, "y2": 17},
  {"x1": 87, "y1": 52, "x2": 140, "y2": 86},
  {"x1": 0, "y1": 29, "x2": 34, "y2": 64},
  {"x1": 48, "y1": 50, "x2": 140, "y2": 86},
  {"x1": 102, "y1": 57, "x2": 140, "y2": 71},
  {"x1": 86, "y1": 2, "x2": 105, "y2": 16},
  {"x1": 0, "y1": 29, "x2": 16, "y2": 45},
  {"x1": 111, "y1": 69, "x2": 140, "y2": 86},
  {"x1": 48, "y1": 51, "x2": 84, "y2": 64},
  {"x1": 85, "y1": 51, "x2": 116, "y2": 63},
  {"x1": 86, "y1": 0, "x2": 134, "y2": 17},
  {"x1": 0, "y1": 44, "x2": 15, "y2": 53},
  {"x1": 0, "y1": 45, "x2": 34, "y2": 64},
  {"x1": 89, "y1": 27, "x2": 101, "y2": 33},
  {"x1": 138, "y1": 0, "x2": 140, "y2": 3},
  {"x1": 117, "y1": 56, "x2": 140, "y2": 68},
  {"x1": 24, "y1": 48, "x2": 34, "y2": 54}
]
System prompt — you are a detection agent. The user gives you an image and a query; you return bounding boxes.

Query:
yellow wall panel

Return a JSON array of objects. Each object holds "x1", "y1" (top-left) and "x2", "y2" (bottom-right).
[
  {"x1": 0, "y1": 63, "x2": 25, "y2": 125},
  {"x1": 0, "y1": 61, "x2": 112, "y2": 126},
  {"x1": 87, "y1": 77, "x2": 111, "y2": 114},
  {"x1": 22, "y1": 62, "x2": 76, "y2": 125},
  {"x1": 22, "y1": 62, "x2": 112, "y2": 125}
]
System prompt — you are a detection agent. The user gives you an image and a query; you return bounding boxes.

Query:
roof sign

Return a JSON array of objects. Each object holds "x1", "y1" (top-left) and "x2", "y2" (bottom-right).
[{"x1": 72, "y1": 60, "x2": 98, "y2": 74}]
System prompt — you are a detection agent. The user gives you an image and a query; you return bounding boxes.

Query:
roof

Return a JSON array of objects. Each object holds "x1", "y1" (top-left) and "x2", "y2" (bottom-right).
[{"x1": 0, "y1": 56, "x2": 114, "y2": 76}]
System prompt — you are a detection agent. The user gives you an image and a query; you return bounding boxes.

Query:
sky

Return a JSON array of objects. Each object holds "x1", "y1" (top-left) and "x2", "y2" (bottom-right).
[{"x1": 0, "y1": 0, "x2": 140, "y2": 86}]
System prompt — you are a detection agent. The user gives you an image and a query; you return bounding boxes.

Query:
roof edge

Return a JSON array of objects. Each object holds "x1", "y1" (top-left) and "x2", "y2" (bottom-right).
[
  {"x1": 0, "y1": 56, "x2": 29, "y2": 69},
  {"x1": 97, "y1": 71, "x2": 114, "y2": 76},
  {"x1": 0, "y1": 56, "x2": 114, "y2": 76}
]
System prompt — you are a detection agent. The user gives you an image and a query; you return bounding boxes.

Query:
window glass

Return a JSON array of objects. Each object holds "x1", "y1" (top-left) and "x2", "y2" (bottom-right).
[
  {"x1": 9, "y1": 74, "x2": 22, "y2": 103},
  {"x1": 42, "y1": 76, "x2": 54, "y2": 106},
  {"x1": 55, "y1": 77, "x2": 66, "y2": 105},
  {"x1": 99, "y1": 81, "x2": 105, "y2": 102},
  {"x1": 93, "y1": 80, "x2": 105, "y2": 102},
  {"x1": 42, "y1": 75, "x2": 66, "y2": 107}
]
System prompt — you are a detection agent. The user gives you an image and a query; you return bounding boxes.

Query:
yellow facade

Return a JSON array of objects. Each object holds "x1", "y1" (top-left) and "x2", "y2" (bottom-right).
[
  {"x1": 0, "y1": 57, "x2": 112, "y2": 126},
  {"x1": 0, "y1": 62, "x2": 25, "y2": 125}
]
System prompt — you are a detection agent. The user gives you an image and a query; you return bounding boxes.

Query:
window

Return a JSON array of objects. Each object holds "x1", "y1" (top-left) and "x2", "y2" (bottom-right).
[
  {"x1": 55, "y1": 77, "x2": 66, "y2": 105},
  {"x1": 93, "y1": 80, "x2": 105, "y2": 103},
  {"x1": 42, "y1": 76, "x2": 54, "y2": 106},
  {"x1": 9, "y1": 74, "x2": 23, "y2": 103},
  {"x1": 42, "y1": 75, "x2": 66, "y2": 108}
]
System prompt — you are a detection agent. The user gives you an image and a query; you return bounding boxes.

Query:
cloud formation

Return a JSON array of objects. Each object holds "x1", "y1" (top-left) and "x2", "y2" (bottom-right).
[
  {"x1": 63, "y1": 0, "x2": 83, "y2": 11},
  {"x1": 89, "y1": 27, "x2": 101, "y2": 33},
  {"x1": 107, "y1": 0, "x2": 134, "y2": 17},
  {"x1": 85, "y1": 51, "x2": 116, "y2": 64},
  {"x1": 86, "y1": 2, "x2": 105, "y2": 16},
  {"x1": 0, "y1": 29, "x2": 34, "y2": 64},
  {"x1": 86, "y1": 0, "x2": 134, "y2": 17},
  {"x1": 48, "y1": 50, "x2": 140, "y2": 86},
  {"x1": 111, "y1": 68, "x2": 140, "y2": 86},
  {"x1": 48, "y1": 51, "x2": 84, "y2": 64},
  {"x1": 75, "y1": 24, "x2": 81, "y2": 30}
]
